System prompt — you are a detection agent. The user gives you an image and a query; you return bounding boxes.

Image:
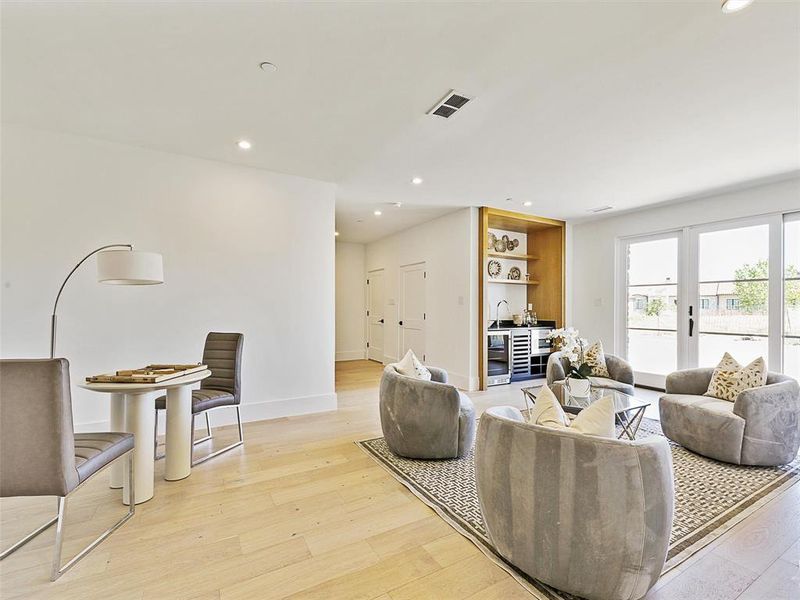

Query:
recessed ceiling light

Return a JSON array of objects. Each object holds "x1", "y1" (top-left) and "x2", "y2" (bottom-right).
[
  {"x1": 374, "y1": 210, "x2": 382, "y2": 216},
  {"x1": 237, "y1": 140, "x2": 252, "y2": 150},
  {"x1": 259, "y1": 61, "x2": 278, "y2": 73},
  {"x1": 721, "y1": 0, "x2": 754, "y2": 13},
  {"x1": 411, "y1": 177, "x2": 423, "y2": 185},
  {"x1": 523, "y1": 201, "x2": 533, "y2": 207},
  {"x1": 334, "y1": 231, "x2": 339, "y2": 236}
]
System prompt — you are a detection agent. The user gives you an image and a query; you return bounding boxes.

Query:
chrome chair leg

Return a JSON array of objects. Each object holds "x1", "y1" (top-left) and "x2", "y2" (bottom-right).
[
  {"x1": 50, "y1": 451, "x2": 135, "y2": 581},
  {"x1": 1, "y1": 450, "x2": 134, "y2": 580},
  {"x1": 192, "y1": 406, "x2": 244, "y2": 466},
  {"x1": 155, "y1": 408, "x2": 213, "y2": 461},
  {"x1": 0, "y1": 513, "x2": 58, "y2": 560}
]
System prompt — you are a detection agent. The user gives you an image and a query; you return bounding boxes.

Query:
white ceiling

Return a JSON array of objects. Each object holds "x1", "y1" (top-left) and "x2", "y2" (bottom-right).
[{"x1": 3, "y1": 2, "x2": 799, "y2": 243}]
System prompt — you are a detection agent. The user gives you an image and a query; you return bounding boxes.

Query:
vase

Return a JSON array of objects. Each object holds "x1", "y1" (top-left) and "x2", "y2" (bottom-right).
[{"x1": 565, "y1": 377, "x2": 590, "y2": 398}]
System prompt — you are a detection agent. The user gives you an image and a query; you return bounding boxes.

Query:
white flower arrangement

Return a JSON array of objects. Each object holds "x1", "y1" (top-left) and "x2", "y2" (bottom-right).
[{"x1": 546, "y1": 327, "x2": 589, "y2": 366}]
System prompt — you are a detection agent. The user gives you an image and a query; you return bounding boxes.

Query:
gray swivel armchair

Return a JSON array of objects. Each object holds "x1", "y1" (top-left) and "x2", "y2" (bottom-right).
[
  {"x1": 0, "y1": 359, "x2": 135, "y2": 581},
  {"x1": 155, "y1": 332, "x2": 244, "y2": 466},
  {"x1": 546, "y1": 350, "x2": 635, "y2": 400},
  {"x1": 379, "y1": 364, "x2": 476, "y2": 459},
  {"x1": 475, "y1": 406, "x2": 674, "y2": 600},
  {"x1": 660, "y1": 368, "x2": 800, "y2": 466}
]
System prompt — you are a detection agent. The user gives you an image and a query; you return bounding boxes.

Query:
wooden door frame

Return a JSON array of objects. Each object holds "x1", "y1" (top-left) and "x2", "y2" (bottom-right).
[{"x1": 477, "y1": 207, "x2": 566, "y2": 390}]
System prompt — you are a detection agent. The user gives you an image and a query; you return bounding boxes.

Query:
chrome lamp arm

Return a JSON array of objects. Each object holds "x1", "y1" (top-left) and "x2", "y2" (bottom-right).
[{"x1": 50, "y1": 244, "x2": 133, "y2": 358}]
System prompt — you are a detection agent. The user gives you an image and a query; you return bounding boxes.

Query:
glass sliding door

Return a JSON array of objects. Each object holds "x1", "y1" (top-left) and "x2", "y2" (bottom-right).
[
  {"x1": 692, "y1": 221, "x2": 771, "y2": 368},
  {"x1": 621, "y1": 233, "x2": 681, "y2": 382},
  {"x1": 785, "y1": 213, "x2": 800, "y2": 379}
]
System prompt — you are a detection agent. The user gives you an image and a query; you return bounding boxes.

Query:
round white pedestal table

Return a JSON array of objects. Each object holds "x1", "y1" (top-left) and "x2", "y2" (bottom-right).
[{"x1": 78, "y1": 370, "x2": 211, "y2": 504}]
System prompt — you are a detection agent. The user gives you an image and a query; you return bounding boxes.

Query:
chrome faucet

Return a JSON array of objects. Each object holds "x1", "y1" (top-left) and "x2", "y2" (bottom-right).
[{"x1": 495, "y1": 300, "x2": 509, "y2": 328}]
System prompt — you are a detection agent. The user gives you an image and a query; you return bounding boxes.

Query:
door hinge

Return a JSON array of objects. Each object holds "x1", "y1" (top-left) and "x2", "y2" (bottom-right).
[
  {"x1": 423, "y1": 313, "x2": 426, "y2": 320},
  {"x1": 366, "y1": 342, "x2": 370, "y2": 348},
  {"x1": 366, "y1": 279, "x2": 370, "y2": 285},
  {"x1": 424, "y1": 271, "x2": 427, "y2": 279},
  {"x1": 366, "y1": 310, "x2": 370, "y2": 316},
  {"x1": 423, "y1": 354, "x2": 426, "y2": 361}
]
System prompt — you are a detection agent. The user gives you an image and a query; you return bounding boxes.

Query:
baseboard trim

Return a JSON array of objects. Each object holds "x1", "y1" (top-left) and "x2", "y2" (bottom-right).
[
  {"x1": 74, "y1": 392, "x2": 338, "y2": 433},
  {"x1": 635, "y1": 383, "x2": 666, "y2": 393},
  {"x1": 336, "y1": 350, "x2": 366, "y2": 361}
]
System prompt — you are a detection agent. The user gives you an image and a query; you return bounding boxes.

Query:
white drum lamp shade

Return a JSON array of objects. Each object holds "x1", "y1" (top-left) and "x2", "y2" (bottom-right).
[{"x1": 97, "y1": 250, "x2": 164, "y2": 285}]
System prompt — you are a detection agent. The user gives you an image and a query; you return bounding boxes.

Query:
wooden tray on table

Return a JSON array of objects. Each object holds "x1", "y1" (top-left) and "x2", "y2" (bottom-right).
[{"x1": 85, "y1": 364, "x2": 208, "y2": 384}]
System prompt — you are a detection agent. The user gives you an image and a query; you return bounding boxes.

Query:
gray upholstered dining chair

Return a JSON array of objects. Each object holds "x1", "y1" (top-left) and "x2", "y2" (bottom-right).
[
  {"x1": 0, "y1": 359, "x2": 135, "y2": 581},
  {"x1": 475, "y1": 406, "x2": 674, "y2": 600},
  {"x1": 547, "y1": 350, "x2": 635, "y2": 400},
  {"x1": 155, "y1": 332, "x2": 244, "y2": 466}
]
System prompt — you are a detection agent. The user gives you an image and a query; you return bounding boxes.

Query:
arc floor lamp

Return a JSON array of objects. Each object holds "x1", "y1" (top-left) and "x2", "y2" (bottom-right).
[{"x1": 50, "y1": 244, "x2": 164, "y2": 358}]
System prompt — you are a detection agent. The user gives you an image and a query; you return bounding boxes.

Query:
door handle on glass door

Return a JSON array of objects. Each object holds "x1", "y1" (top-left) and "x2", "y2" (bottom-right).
[
  {"x1": 689, "y1": 318, "x2": 694, "y2": 337},
  {"x1": 399, "y1": 321, "x2": 403, "y2": 326},
  {"x1": 379, "y1": 319, "x2": 384, "y2": 324}
]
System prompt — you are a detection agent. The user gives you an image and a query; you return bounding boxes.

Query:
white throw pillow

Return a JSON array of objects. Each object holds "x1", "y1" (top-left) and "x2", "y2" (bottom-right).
[
  {"x1": 529, "y1": 385, "x2": 570, "y2": 428},
  {"x1": 705, "y1": 352, "x2": 767, "y2": 401},
  {"x1": 570, "y1": 396, "x2": 616, "y2": 438},
  {"x1": 584, "y1": 340, "x2": 610, "y2": 378},
  {"x1": 394, "y1": 349, "x2": 432, "y2": 381},
  {"x1": 530, "y1": 384, "x2": 616, "y2": 438}
]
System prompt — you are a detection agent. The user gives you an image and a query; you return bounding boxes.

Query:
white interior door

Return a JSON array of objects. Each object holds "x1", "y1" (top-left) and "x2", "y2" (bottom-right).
[
  {"x1": 367, "y1": 269, "x2": 385, "y2": 363},
  {"x1": 399, "y1": 263, "x2": 426, "y2": 361}
]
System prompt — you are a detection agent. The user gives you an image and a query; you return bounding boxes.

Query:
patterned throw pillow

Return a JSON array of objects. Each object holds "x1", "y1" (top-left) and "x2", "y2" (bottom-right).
[
  {"x1": 704, "y1": 352, "x2": 767, "y2": 402},
  {"x1": 584, "y1": 340, "x2": 610, "y2": 378},
  {"x1": 394, "y1": 349, "x2": 432, "y2": 381}
]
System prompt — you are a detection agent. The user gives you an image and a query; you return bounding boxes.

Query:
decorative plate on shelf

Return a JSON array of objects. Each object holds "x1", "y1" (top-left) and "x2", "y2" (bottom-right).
[
  {"x1": 511, "y1": 239, "x2": 520, "y2": 250},
  {"x1": 502, "y1": 235, "x2": 510, "y2": 244},
  {"x1": 508, "y1": 266, "x2": 521, "y2": 280},
  {"x1": 494, "y1": 239, "x2": 507, "y2": 252},
  {"x1": 488, "y1": 260, "x2": 502, "y2": 278},
  {"x1": 487, "y1": 232, "x2": 497, "y2": 250}
]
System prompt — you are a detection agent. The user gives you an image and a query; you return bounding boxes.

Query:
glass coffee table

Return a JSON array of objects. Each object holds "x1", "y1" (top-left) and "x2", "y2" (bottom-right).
[{"x1": 521, "y1": 386, "x2": 650, "y2": 440}]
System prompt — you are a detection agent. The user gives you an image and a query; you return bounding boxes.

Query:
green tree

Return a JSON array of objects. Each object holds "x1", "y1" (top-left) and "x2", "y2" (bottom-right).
[
  {"x1": 645, "y1": 297, "x2": 666, "y2": 331},
  {"x1": 645, "y1": 297, "x2": 665, "y2": 317},
  {"x1": 733, "y1": 260, "x2": 800, "y2": 314},
  {"x1": 734, "y1": 260, "x2": 768, "y2": 314}
]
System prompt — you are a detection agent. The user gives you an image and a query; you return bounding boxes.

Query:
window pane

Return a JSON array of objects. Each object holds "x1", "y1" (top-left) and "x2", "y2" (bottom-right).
[
  {"x1": 697, "y1": 224, "x2": 769, "y2": 368},
  {"x1": 698, "y1": 225, "x2": 769, "y2": 282},
  {"x1": 785, "y1": 216, "x2": 800, "y2": 379},
  {"x1": 628, "y1": 330, "x2": 677, "y2": 374},
  {"x1": 699, "y1": 334, "x2": 768, "y2": 368},
  {"x1": 626, "y1": 237, "x2": 678, "y2": 375}
]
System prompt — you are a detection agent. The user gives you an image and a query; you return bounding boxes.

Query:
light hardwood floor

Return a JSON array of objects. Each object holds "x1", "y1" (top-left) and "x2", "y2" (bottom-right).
[{"x1": 1, "y1": 360, "x2": 797, "y2": 599}]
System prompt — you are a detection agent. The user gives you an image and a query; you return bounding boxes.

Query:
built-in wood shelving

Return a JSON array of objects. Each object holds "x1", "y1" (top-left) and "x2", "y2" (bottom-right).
[
  {"x1": 487, "y1": 252, "x2": 540, "y2": 260},
  {"x1": 487, "y1": 279, "x2": 540, "y2": 286}
]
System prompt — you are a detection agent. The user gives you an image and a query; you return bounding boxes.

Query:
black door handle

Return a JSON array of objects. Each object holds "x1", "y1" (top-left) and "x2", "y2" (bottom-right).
[
  {"x1": 689, "y1": 318, "x2": 694, "y2": 337},
  {"x1": 399, "y1": 320, "x2": 403, "y2": 326},
  {"x1": 379, "y1": 318, "x2": 384, "y2": 324}
]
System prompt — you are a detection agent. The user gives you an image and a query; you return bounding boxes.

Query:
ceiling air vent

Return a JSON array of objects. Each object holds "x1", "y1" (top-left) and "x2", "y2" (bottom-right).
[
  {"x1": 588, "y1": 205, "x2": 614, "y2": 214},
  {"x1": 427, "y1": 90, "x2": 472, "y2": 118}
]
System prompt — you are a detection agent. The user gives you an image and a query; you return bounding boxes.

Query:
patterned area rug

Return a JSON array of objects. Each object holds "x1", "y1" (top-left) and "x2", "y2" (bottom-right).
[{"x1": 357, "y1": 418, "x2": 800, "y2": 600}]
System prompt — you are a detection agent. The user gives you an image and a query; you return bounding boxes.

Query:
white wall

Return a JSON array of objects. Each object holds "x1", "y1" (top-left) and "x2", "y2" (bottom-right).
[
  {"x1": 1, "y1": 125, "x2": 337, "y2": 429},
  {"x1": 570, "y1": 176, "x2": 800, "y2": 354},
  {"x1": 365, "y1": 208, "x2": 478, "y2": 390},
  {"x1": 335, "y1": 241, "x2": 366, "y2": 361}
]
